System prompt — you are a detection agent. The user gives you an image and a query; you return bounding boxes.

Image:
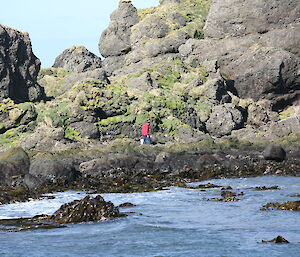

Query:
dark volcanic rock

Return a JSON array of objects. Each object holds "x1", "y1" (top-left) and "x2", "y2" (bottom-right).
[
  {"x1": 99, "y1": 1, "x2": 140, "y2": 57},
  {"x1": 118, "y1": 202, "x2": 136, "y2": 208},
  {"x1": 204, "y1": 0, "x2": 300, "y2": 39},
  {"x1": 263, "y1": 145, "x2": 286, "y2": 162},
  {"x1": 261, "y1": 236, "x2": 290, "y2": 244},
  {"x1": 179, "y1": 0, "x2": 300, "y2": 107},
  {"x1": 0, "y1": 195, "x2": 123, "y2": 229},
  {"x1": 223, "y1": 47, "x2": 299, "y2": 102},
  {"x1": 0, "y1": 25, "x2": 44, "y2": 102},
  {"x1": 53, "y1": 46, "x2": 102, "y2": 73},
  {"x1": 0, "y1": 147, "x2": 30, "y2": 186},
  {"x1": 51, "y1": 195, "x2": 122, "y2": 223},
  {"x1": 261, "y1": 201, "x2": 300, "y2": 211}
]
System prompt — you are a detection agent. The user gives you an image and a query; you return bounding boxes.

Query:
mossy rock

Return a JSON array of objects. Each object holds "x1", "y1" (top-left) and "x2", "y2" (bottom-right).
[
  {"x1": 36, "y1": 101, "x2": 73, "y2": 128},
  {"x1": 38, "y1": 68, "x2": 71, "y2": 97}
]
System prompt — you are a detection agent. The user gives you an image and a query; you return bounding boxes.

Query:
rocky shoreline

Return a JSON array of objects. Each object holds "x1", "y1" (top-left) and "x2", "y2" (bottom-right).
[
  {"x1": 0, "y1": 0, "x2": 299, "y2": 217},
  {"x1": 0, "y1": 139, "x2": 299, "y2": 205}
]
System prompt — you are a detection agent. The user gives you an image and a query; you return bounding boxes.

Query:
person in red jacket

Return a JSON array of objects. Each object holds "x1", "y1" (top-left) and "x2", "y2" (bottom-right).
[{"x1": 141, "y1": 122, "x2": 151, "y2": 144}]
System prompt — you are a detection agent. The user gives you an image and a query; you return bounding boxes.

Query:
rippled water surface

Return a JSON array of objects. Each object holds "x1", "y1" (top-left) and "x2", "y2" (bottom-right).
[{"x1": 0, "y1": 176, "x2": 300, "y2": 257}]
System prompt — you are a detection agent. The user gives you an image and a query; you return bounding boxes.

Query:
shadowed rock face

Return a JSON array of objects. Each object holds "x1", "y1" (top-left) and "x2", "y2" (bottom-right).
[{"x1": 0, "y1": 25, "x2": 45, "y2": 102}]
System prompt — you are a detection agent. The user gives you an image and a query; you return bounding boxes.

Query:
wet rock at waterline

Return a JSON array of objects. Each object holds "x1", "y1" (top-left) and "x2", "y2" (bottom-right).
[
  {"x1": 0, "y1": 195, "x2": 124, "y2": 231},
  {"x1": 51, "y1": 195, "x2": 124, "y2": 223},
  {"x1": 261, "y1": 236, "x2": 290, "y2": 244},
  {"x1": 260, "y1": 201, "x2": 300, "y2": 211}
]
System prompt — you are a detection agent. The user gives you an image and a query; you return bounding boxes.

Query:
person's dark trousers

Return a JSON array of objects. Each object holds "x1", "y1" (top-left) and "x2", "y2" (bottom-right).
[{"x1": 143, "y1": 135, "x2": 151, "y2": 144}]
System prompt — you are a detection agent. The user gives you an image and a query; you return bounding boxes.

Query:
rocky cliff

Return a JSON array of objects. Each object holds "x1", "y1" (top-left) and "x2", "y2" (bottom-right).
[
  {"x1": 180, "y1": 0, "x2": 300, "y2": 110},
  {"x1": 0, "y1": 0, "x2": 299, "y2": 152},
  {"x1": 0, "y1": 25, "x2": 45, "y2": 102},
  {"x1": 0, "y1": 0, "x2": 299, "y2": 195}
]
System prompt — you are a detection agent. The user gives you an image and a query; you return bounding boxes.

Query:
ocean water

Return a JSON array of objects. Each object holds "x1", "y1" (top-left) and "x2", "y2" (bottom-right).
[{"x1": 0, "y1": 176, "x2": 299, "y2": 257}]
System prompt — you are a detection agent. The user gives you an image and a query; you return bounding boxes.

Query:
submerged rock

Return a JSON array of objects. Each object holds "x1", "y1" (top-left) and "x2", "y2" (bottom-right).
[
  {"x1": 253, "y1": 186, "x2": 280, "y2": 191},
  {"x1": 261, "y1": 236, "x2": 290, "y2": 244},
  {"x1": 118, "y1": 202, "x2": 137, "y2": 208},
  {"x1": 260, "y1": 201, "x2": 300, "y2": 211}
]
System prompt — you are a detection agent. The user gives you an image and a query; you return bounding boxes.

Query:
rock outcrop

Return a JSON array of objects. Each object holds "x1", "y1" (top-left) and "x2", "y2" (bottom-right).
[
  {"x1": 53, "y1": 46, "x2": 102, "y2": 73},
  {"x1": 0, "y1": 195, "x2": 123, "y2": 230},
  {"x1": 51, "y1": 195, "x2": 122, "y2": 223},
  {"x1": 179, "y1": 0, "x2": 300, "y2": 109},
  {"x1": 99, "y1": 0, "x2": 210, "y2": 76},
  {"x1": 41, "y1": 46, "x2": 109, "y2": 97},
  {"x1": 99, "y1": 0, "x2": 140, "y2": 58},
  {"x1": 0, "y1": 25, "x2": 45, "y2": 102}
]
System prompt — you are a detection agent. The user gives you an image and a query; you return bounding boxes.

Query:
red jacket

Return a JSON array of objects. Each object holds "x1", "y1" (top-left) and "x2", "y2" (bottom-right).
[{"x1": 142, "y1": 123, "x2": 149, "y2": 135}]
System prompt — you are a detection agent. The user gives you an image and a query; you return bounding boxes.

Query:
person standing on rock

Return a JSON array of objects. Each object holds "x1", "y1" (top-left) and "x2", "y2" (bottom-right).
[{"x1": 141, "y1": 122, "x2": 151, "y2": 145}]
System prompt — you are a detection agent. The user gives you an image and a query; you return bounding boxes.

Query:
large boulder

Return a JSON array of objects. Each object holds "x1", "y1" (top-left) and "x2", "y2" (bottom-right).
[
  {"x1": 206, "y1": 104, "x2": 244, "y2": 137},
  {"x1": 263, "y1": 144, "x2": 286, "y2": 162},
  {"x1": 0, "y1": 147, "x2": 30, "y2": 186},
  {"x1": 52, "y1": 46, "x2": 102, "y2": 73},
  {"x1": 79, "y1": 154, "x2": 139, "y2": 178},
  {"x1": 99, "y1": 1, "x2": 140, "y2": 57},
  {"x1": 29, "y1": 155, "x2": 77, "y2": 184},
  {"x1": 222, "y1": 47, "x2": 299, "y2": 102},
  {"x1": 126, "y1": 72, "x2": 159, "y2": 91},
  {"x1": 0, "y1": 25, "x2": 45, "y2": 102},
  {"x1": 60, "y1": 68, "x2": 109, "y2": 93}
]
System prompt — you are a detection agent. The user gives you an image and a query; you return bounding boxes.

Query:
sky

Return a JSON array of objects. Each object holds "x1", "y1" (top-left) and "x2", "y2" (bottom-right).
[{"x1": 1, "y1": 0, "x2": 159, "y2": 68}]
